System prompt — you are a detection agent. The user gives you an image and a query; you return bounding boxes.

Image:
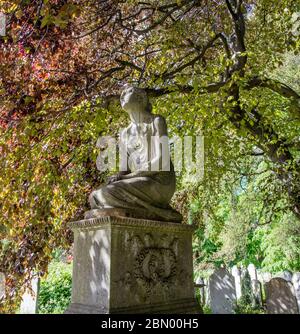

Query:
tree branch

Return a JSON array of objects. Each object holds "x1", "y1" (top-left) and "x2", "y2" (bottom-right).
[
  {"x1": 159, "y1": 33, "x2": 231, "y2": 80},
  {"x1": 246, "y1": 76, "x2": 300, "y2": 100},
  {"x1": 225, "y1": 0, "x2": 238, "y2": 19}
]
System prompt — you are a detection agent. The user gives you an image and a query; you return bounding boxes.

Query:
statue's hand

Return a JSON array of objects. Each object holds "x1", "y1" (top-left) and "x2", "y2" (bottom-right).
[
  {"x1": 138, "y1": 162, "x2": 151, "y2": 171},
  {"x1": 107, "y1": 173, "x2": 122, "y2": 184}
]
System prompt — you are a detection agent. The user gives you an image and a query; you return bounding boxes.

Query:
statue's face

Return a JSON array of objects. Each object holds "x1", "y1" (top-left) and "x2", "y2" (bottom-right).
[{"x1": 120, "y1": 86, "x2": 148, "y2": 112}]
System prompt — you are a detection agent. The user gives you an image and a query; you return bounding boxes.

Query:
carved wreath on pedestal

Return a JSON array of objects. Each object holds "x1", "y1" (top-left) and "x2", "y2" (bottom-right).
[{"x1": 126, "y1": 232, "x2": 179, "y2": 297}]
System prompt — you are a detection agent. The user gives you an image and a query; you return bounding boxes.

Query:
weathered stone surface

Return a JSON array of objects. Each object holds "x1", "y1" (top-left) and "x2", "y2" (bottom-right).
[
  {"x1": 241, "y1": 268, "x2": 255, "y2": 306},
  {"x1": 251, "y1": 279, "x2": 263, "y2": 306},
  {"x1": 257, "y1": 271, "x2": 272, "y2": 283},
  {"x1": 19, "y1": 277, "x2": 40, "y2": 314},
  {"x1": 195, "y1": 277, "x2": 205, "y2": 306},
  {"x1": 292, "y1": 272, "x2": 300, "y2": 312},
  {"x1": 65, "y1": 215, "x2": 200, "y2": 314},
  {"x1": 203, "y1": 277, "x2": 210, "y2": 306},
  {"x1": 88, "y1": 85, "x2": 182, "y2": 223},
  {"x1": 84, "y1": 208, "x2": 181, "y2": 223},
  {"x1": 275, "y1": 270, "x2": 293, "y2": 282},
  {"x1": 247, "y1": 264, "x2": 257, "y2": 281},
  {"x1": 0, "y1": 273, "x2": 5, "y2": 300},
  {"x1": 208, "y1": 268, "x2": 236, "y2": 314},
  {"x1": 231, "y1": 266, "x2": 242, "y2": 300},
  {"x1": 265, "y1": 277, "x2": 299, "y2": 314}
]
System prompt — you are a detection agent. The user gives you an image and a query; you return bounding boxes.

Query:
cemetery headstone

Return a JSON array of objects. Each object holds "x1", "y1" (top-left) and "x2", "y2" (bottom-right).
[
  {"x1": 231, "y1": 265, "x2": 242, "y2": 300},
  {"x1": 0, "y1": 273, "x2": 5, "y2": 300},
  {"x1": 241, "y1": 269, "x2": 255, "y2": 306},
  {"x1": 265, "y1": 277, "x2": 299, "y2": 314},
  {"x1": 257, "y1": 271, "x2": 272, "y2": 284},
  {"x1": 245, "y1": 265, "x2": 262, "y2": 306},
  {"x1": 19, "y1": 277, "x2": 40, "y2": 314},
  {"x1": 247, "y1": 264, "x2": 257, "y2": 281},
  {"x1": 208, "y1": 268, "x2": 236, "y2": 314},
  {"x1": 292, "y1": 272, "x2": 300, "y2": 312},
  {"x1": 275, "y1": 270, "x2": 293, "y2": 282},
  {"x1": 204, "y1": 277, "x2": 210, "y2": 306},
  {"x1": 251, "y1": 279, "x2": 263, "y2": 307},
  {"x1": 195, "y1": 277, "x2": 205, "y2": 306}
]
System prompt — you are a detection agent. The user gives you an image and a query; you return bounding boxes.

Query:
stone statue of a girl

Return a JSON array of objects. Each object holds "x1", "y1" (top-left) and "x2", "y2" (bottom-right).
[{"x1": 85, "y1": 85, "x2": 182, "y2": 222}]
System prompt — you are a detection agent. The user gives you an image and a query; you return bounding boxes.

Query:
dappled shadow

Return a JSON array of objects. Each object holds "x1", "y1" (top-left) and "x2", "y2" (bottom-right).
[
  {"x1": 208, "y1": 268, "x2": 236, "y2": 314},
  {"x1": 70, "y1": 228, "x2": 110, "y2": 311},
  {"x1": 265, "y1": 278, "x2": 299, "y2": 314}
]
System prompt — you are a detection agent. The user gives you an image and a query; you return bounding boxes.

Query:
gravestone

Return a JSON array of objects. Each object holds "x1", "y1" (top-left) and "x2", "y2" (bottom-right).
[
  {"x1": 265, "y1": 277, "x2": 299, "y2": 314},
  {"x1": 195, "y1": 277, "x2": 205, "y2": 306},
  {"x1": 257, "y1": 271, "x2": 272, "y2": 284},
  {"x1": 231, "y1": 266, "x2": 242, "y2": 300},
  {"x1": 247, "y1": 264, "x2": 257, "y2": 281},
  {"x1": 292, "y1": 272, "x2": 300, "y2": 312},
  {"x1": 19, "y1": 277, "x2": 40, "y2": 314},
  {"x1": 251, "y1": 279, "x2": 263, "y2": 306},
  {"x1": 208, "y1": 268, "x2": 236, "y2": 314},
  {"x1": 203, "y1": 277, "x2": 210, "y2": 306},
  {"x1": 65, "y1": 216, "x2": 200, "y2": 314},
  {"x1": 275, "y1": 270, "x2": 293, "y2": 282},
  {"x1": 0, "y1": 273, "x2": 5, "y2": 300},
  {"x1": 245, "y1": 265, "x2": 262, "y2": 306},
  {"x1": 241, "y1": 269, "x2": 255, "y2": 306}
]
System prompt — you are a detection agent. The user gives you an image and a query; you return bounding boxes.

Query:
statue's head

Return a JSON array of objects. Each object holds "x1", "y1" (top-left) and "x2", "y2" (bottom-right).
[{"x1": 120, "y1": 84, "x2": 151, "y2": 113}]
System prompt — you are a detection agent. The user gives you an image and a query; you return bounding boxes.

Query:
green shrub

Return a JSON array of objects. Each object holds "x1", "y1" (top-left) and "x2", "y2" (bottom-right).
[
  {"x1": 38, "y1": 261, "x2": 72, "y2": 314},
  {"x1": 234, "y1": 298, "x2": 265, "y2": 314},
  {"x1": 202, "y1": 305, "x2": 212, "y2": 314}
]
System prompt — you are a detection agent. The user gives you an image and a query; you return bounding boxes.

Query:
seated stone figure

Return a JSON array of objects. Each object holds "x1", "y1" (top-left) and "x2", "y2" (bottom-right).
[{"x1": 85, "y1": 85, "x2": 182, "y2": 223}]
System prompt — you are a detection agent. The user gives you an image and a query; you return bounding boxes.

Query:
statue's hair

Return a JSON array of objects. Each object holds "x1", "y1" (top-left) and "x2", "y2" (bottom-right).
[
  {"x1": 121, "y1": 84, "x2": 152, "y2": 113},
  {"x1": 145, "y1": 99, "x2": 152, "y2": 113}
]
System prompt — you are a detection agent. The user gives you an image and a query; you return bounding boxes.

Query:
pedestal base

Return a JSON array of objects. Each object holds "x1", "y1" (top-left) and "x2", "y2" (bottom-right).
[
  {"x1": 65, "y1": 215, "x2": 201, "y2": 314},
  {"x1": 66, "y1": 299, "x2": 199, "y2": 314}
]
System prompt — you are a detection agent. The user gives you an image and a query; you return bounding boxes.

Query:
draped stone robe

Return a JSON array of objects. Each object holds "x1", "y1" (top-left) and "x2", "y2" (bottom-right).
[{"x1": 88, "y1": 114, "x2": 182, "y2": 222}]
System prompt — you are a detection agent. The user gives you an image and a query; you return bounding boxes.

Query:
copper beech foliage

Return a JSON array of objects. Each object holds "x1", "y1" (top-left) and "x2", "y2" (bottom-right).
[{"x1": 0, "y1": 0, "x2": 300, "y2": 311}]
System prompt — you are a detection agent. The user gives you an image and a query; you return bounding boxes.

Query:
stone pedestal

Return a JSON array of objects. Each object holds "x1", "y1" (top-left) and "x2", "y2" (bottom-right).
[{"x1": 65, "y1": 215, "x2": 200, "y2": 314}]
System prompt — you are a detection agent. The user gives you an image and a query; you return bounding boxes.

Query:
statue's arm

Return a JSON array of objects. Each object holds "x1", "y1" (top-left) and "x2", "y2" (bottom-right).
[
  {"x1": 107, "y1": 128, "x2": 130, "y2": 184},
  {"x1": 146, "y1": 115, "x2": 170, "y2": 171},
  {"x1": 119, "y1": 127, "x2": 131, "y2": 173},
  {"x1": 153, "y1": 115, "x2": 168, "y2": 136}
]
